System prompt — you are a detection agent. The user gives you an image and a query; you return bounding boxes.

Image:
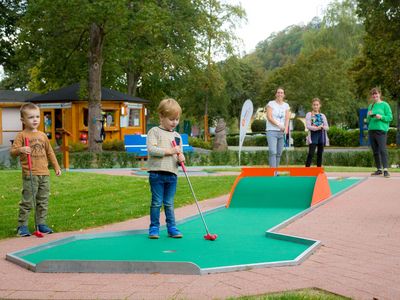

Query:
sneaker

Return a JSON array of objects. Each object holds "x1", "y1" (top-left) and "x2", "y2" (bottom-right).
[
  {"x1": 371, "y1": 170, "x2": 383, "y2": 176},
  {"x1": 384, "y1": 170, "x2": 390, "y2": 178},
  {"x1": 168, "y1": 227, "x2": 183, "y2": 238},
  {"x1": 17, "y1": 225, "x2": 31, "y2": 237},
  {"x1": 37, "y1": 224, "x2": 53, "y2": 234},
  {"x1": 148, "y1": 227, "x2": 159, "y2": 239}
]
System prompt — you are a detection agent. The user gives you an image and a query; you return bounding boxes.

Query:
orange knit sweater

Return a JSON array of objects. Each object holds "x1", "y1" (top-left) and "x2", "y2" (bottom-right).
[{"x1": 11, "y1": 131, "x2": 61, "y2": 176}]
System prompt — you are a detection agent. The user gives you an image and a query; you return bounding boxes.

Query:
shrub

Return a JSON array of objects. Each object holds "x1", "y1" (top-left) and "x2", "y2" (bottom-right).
[
  {"x1": 70, "y1": 152, "x2": 94, "y2": 168},
  {"x1": 96, "y1": 152, "x2": 115, "y2": 168},
  {"x1": 387, "y1": 128, "x2": 397, "y2": 145},
  {"x1": 251, "y1": 119, "x2": 266, "y2": 132},
  {"x1": 69, "y1": 142, "x2": 88, "y2": 152},
  {"x1": 188, "y1": 137, "x2": 212, "y2": 150},
  {"x1": 291, "y1": 131, "x2": 307, "y2": 147},
  {"x1": 327, "y1": 127, "x2": 359, "y2": 147},
  {"x1": 227, "y1": 135, "x2": 239, "y2": 146},
  {"x1": 102, "y1": 139, "x2": 125, "y2": 151},
  {"x1": 293, "y1": 118, "x2": 305, "y2": 131}
]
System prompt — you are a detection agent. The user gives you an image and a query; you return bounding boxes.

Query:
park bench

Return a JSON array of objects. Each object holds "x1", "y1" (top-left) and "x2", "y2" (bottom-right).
[{"x1": 124, "y1": 133, "x2": 193, "y2": 158}]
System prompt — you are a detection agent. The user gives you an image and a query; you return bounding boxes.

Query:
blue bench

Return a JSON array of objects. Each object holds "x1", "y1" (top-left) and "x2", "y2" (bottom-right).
[{"x1": 124, "y1": 133, "x2": 193, "y2": 157}]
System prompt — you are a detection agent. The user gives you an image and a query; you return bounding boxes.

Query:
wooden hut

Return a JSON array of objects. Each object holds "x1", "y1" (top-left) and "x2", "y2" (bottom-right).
[{"x1": 27, "y1": 83, "x2": 150, "y2": 145}]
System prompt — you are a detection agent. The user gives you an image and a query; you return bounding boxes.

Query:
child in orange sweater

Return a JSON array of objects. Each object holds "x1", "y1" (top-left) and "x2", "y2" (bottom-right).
[{"x1": 11, "y1": 103, "x2": 61, "y2": 237}]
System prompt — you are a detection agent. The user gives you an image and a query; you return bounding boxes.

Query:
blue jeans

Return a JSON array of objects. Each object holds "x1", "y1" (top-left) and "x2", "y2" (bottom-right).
[
  {"x1": 149, "y1": 171, "x2": 177, "y2": 230},
  {"x1": 267, "y1": 131, "x2": 284, "y2": 167}
]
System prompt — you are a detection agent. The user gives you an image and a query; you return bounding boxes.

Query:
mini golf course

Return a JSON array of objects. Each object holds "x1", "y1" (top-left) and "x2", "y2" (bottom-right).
[{"x1": 6, "y1": 167, "x2": 363, "y2": 275}]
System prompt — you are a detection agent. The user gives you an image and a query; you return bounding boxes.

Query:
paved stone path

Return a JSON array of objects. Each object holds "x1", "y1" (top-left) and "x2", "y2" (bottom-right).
[{"x1": 1, "y1": 172, "x2": 399, "y2": 299}]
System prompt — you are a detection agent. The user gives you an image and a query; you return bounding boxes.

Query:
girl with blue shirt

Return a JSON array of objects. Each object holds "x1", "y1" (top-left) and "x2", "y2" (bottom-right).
[{"x1": 305, "y1": 98, "x2": 329, "y2": 167}]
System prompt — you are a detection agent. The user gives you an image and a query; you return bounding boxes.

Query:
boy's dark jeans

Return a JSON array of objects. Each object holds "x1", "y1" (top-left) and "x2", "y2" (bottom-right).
[
  {"x1": 149, "y1": 171, "x2": 177, "y2": 230},
  {"x1": 369, "y1": 130, "x2": 389, "y2": 169},
  {"x1": 19, "y1": 175, "x2": 50, "y2": 226}
]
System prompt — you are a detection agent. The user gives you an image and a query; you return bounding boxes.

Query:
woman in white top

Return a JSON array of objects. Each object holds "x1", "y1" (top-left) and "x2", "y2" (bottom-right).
[{"x1": 265, "y1": 87, "x2": 290, "y2": 167}]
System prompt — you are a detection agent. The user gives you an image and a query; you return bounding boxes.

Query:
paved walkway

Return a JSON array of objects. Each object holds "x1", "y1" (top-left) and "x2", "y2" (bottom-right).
[{"x1": 1, "y1": 173, "x2": 399, "y2": 299}]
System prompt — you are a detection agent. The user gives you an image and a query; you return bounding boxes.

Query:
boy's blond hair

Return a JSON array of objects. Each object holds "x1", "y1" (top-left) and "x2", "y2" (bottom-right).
[
  {"x1": 157, "y1": 98, "x2": 182, "y2": 118},
  {"x1": 20, "y1": 102, "x2": 40, "y2": 118}
]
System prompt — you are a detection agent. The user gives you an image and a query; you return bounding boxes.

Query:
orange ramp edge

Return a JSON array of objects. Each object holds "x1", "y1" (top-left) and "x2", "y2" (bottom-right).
[{"x1": 226, "y1": 167, "x2": 331, "y2": 208}]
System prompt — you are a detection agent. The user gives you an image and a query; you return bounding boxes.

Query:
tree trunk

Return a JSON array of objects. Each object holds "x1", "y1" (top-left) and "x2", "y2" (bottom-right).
[
  {"x1": 397, "y1": 98, "x2": 400, "y2": 147},
  {"x1": 127, "y1": 70, "x2": 140, "y2": 97},
  {"x1": 88, "y1": 23, "x2": 105, "y2": 152}
]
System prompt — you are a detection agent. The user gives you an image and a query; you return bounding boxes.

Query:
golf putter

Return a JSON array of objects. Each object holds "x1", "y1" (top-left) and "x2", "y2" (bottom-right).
[{"x1": 172, "y1": 137, "x2": 217, "y2": 241}]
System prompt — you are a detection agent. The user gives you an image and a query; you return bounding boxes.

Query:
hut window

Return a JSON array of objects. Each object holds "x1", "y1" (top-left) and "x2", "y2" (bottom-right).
[
  {"x1": 103, "y1": 110, "x2": 116, "y2": 127},
  {"x1": 83, "y1": 108, "x2": 88, "y2": 127},
  {"x1": 128, "y1": 109, "x2": 141, "y2": 127}
]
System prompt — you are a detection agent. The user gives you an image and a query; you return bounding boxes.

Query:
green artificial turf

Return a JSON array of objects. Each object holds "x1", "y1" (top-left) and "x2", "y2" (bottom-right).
[{"x1": 19, "y1": 176, "x2": 361, "y2": 271}]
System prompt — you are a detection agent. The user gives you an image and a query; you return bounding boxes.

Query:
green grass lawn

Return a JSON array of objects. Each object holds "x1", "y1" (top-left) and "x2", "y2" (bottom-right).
[
  {"x1": 0, "y1": 171, "x2": 236, "y2": 239},
  {"x1": 228, "y1": 288, "x2": 350, "y2": 300}
]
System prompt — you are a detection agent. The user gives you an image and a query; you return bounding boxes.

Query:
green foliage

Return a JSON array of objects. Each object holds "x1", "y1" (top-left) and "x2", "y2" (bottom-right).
[
  {"x1": 293, "y1": 118, "x2": 305, "y2": 131},
  {"x1": 327, "y1": 127, "x2": 359, "y2": 147},
  {"x1": 302, "y1": 0, "x2": 364, "y2": 61},
  {"x1": 188, "y1": 137, "x2": 212, "y2": 150},
  {"x1": 95, "y1": 152, "x2": 115, "y2": 169},
  {"x1": 255, "y1": 25, "x2": 306, "y2": 70},
  {"x1": 353, "y1": 1, "x2": 400, "y2": 99},
  {"x1": 263, "y1": 48, "x2": 355, "y2": 125},
  {"x1": 69, "y1": 142, "x2": 88, "y2": 153},
  {"x1": 251, "y1": 119, "x2": 266, "y2": 132},
  {"x1": 291, "y1": 131, "x2": 307, "y2": 147},
  {"x1": 102, "y1": 139, "x2": 125, "y2": 151},
  {"x1": 70, "y1": 152, "x2": 94, "y2": 169}
]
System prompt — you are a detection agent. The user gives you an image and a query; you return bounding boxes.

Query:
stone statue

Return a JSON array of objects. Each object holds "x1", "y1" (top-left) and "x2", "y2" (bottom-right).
[{"x1": 213, "y1": 118, "x2": 228, "y2": 151}]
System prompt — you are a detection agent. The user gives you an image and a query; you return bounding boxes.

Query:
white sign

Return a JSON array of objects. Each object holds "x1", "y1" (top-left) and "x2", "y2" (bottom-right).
[
  {"x1": 239, "y1": 99, "x2": 253, "y2": 165},
  {"x1": 37, "y1": 102, "x2": 72, "y2": 109},
  {"x1": 127, "y1": 103, "x2": 142, "y2": 109}
]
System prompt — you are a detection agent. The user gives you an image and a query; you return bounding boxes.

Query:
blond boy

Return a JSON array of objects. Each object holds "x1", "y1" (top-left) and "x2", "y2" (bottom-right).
[
  {"x1": 11, "y1": 103, "x2": 61, "y2": 236},
  {"x1": 146, "y1": 98, "x2": 185, "y2": 239}
]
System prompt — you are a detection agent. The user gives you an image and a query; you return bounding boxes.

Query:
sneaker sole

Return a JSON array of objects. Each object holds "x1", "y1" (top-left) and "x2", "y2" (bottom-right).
[
  {"x1": 168, "y1": 234, "x2": 183, "y2": 238},
  {"x1": 149, "y1": 235, "x2": 159, "y2": 239}
]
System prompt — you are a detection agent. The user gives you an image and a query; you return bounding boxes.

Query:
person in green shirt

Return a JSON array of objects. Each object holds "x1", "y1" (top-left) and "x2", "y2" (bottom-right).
[{"x1": 367, "y1": 87, "x2": 393, "y2": 178}]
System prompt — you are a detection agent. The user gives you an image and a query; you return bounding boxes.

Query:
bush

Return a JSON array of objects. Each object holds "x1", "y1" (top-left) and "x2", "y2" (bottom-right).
[
  {"x1": 387, "y1": 128, "x2": 397, "y2": 146},
  {"x1": 96, "y1": 152, "x2": 115, "y2": 168},
  {"x1": 327, "y1": 127, "x2": 359, "y2": 147},
  {"x1": 68, "y1": 142, "x2": 88, "y2": 152},
  {"x1": 189, "y1": 137, "x2": 212, "y2": 149},
  {"x1": 251, "y1": 119, "x2": 266, "y2": 132},
  {"x1": 291, "y1": 131, "x2": 307, "y2": 147},
  {"x1": 293, "y1": 118, "x2": 305, "y2": 131},
  {"x1": 102, "y1": 139, "x2": 125, "y2": 151},
  {"x1": 70, "y1": 152, "x2": 94, "y2": 168}
]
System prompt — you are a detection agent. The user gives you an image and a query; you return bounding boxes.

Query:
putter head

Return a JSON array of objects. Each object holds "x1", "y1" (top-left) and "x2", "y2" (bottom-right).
[
  {"x1": 204, "y1": 233, "x2": 218, "y2": 241},
  {"x1": 33, "y1": 231, "x2": 44, "y2": 238}
]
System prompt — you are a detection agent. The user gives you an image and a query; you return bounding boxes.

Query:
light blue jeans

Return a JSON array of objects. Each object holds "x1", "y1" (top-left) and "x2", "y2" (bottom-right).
[
  {"x1": 267, "y1": 130, "x2": 284, "y2": 167},
  {"x1": 149, "y1": 171, "x2": 177, "y2": 230}
]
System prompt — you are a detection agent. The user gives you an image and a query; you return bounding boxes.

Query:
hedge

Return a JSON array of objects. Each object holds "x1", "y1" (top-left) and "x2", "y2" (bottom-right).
[
  {"x1": 228, "y1": 128, "x2": 398, "y2": 148},
  {"x1": 185, "y1": 149, "x2": 400, "y2": 167},
  {"x1": 2, "y1": 148, "x2": 399, "y2": 170}
]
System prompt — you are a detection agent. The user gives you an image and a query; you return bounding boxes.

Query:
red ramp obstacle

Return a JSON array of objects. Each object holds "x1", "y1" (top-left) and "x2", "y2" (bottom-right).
[{"x1": 226, "y1": 167, "x2": 332, "y2": 208}]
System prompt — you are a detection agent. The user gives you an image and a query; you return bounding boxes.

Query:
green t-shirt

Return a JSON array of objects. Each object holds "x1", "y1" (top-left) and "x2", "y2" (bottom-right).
[{"x1": 367, "y1": 101, "x2": 393, "y2": 132}]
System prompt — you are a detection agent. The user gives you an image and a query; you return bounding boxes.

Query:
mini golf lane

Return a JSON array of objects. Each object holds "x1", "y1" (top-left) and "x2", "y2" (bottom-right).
[{"x1": 7, "y1": 175, "x2": 362, "y2": 275}]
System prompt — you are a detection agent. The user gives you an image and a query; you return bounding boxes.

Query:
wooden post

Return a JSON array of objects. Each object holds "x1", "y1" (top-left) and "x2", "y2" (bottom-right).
[{"x1": 60, "y1": 129, "x2": 72, "y2": 170}]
